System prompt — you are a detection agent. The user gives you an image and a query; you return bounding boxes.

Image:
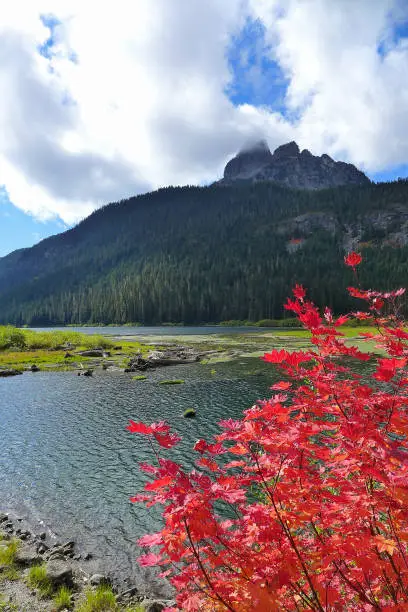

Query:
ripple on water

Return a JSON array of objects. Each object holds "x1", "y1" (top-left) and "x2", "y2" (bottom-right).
[{"x1": 0, "y1": 360, "x2": 276, "y2": 594}]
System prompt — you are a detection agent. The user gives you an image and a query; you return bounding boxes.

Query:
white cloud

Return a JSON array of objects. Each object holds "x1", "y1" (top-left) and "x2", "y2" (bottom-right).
[
  {"x1": 0, "y1": 0, "x2": 408, "y2": 224},
  {"x1": 249, "y1": 0, "x2": 408, "y2": 170}
]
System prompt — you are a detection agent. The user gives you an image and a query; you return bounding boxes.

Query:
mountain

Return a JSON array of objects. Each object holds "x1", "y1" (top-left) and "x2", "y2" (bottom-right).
[
  {"x1": 220, "y1": 140, "x2": 370, "y2": 189},
  {"x1": 0, "y1": 174, "x2": 408, "y2": 326}
]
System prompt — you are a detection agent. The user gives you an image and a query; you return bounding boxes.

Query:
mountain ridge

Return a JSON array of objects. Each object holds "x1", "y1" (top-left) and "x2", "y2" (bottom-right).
[{"x1": 0, "y1": 177, "x2": 408, "y2": 325}]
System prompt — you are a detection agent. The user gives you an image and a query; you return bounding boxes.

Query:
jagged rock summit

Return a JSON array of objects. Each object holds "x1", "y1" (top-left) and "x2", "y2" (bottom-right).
[{"x1": 221, "y1": 140, "x2": 370, "y2": 189}]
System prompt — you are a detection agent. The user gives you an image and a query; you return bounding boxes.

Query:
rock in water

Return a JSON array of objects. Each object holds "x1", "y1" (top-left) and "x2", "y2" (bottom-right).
[
  {"x1": 0, "y1": 369, "x2": 23, "y2": 377},
  {"x1": 220, "y1": 140, "x2": 370, "y2": 189},
  {"x1": 183, "y1": 408, "x2": 196, "y2": 418}
]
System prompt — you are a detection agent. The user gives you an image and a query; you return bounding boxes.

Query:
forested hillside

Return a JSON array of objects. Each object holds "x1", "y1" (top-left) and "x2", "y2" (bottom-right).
[{"x1": 1, "y1": 179, "x2": 408, "y2": 325}]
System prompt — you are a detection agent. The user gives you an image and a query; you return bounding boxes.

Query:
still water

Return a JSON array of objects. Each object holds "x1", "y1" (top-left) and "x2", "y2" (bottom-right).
[
  {"x1": 27, "y1": 325, "x2": 265, "y2": 336},
  {"x1": 0, "y1": 358, "x2": 277, "y2": 594}
]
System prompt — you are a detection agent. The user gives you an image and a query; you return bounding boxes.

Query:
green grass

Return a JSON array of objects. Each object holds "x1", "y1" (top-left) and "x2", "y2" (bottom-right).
[
  {"x1": 0, "y1": 326, "x2": 114, "y2": 352},
  {"x1": 0, "y1": 349, "x2": 82, "y2": 370},
  {"x1": 119, "y1": 341, "x2": 155, "y2": 357},
  {"x1": 0, "y1": 594, "x2": 18, "y2": 610},
  {"x1": 272, "y1": 325, "x2": 385, "y2": 338},
  {"x1": 26, "y1": 564, "x2": 53, "y2": 597},
  {"x1": 0, "y1": 566, "x2": 20, "y2": 582},
  {"x1": 159, "y1": 379, "x2": 185, "y2": 385},
  {"x1": 132, "y1": 375, "x2": 147, "y2": 381},
  {"x1": 53, "y1": 585, "x2": 73, "y2": 610},
  {"x1": 76, "y1": 585, "x2": 118, "y2": 611},
  {"x1": 0, "y1": 539, "x2": 19, "y2": 567},
  {"x1": 0, "y1": 328, "x2": 155, "y2": 371}
]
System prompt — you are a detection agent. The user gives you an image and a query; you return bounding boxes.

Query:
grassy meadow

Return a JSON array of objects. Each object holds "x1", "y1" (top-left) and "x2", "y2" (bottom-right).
[{"x1": 0, "y1": 326, "x2": 154, "y2": 371}]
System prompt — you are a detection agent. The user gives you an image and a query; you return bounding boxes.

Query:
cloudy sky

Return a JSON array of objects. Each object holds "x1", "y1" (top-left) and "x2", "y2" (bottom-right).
[{"x1": 1, "y1": 0, "x2": 408, "y2": 256}]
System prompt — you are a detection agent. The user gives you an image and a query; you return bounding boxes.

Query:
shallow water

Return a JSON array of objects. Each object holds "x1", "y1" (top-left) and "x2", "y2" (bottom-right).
[{"x1": 0, "y1": 359, "x2": 277, "y2": 594}]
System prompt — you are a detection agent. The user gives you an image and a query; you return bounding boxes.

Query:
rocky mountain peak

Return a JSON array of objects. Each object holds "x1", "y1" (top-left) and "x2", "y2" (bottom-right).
[
  {"x1": 221, "y1": 140, "x2": 370, "y2": 189},
  {"x1": 272, "y1": 141, "x2": 300, "y2": 160},
  {"x1": 223, "y1": 139, "x2": 273, "y2": 181}
]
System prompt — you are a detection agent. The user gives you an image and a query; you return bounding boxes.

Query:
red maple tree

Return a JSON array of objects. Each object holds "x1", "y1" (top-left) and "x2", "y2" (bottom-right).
[{"x1": 128, "y1": 255, "x2": 408, "y2": 611}]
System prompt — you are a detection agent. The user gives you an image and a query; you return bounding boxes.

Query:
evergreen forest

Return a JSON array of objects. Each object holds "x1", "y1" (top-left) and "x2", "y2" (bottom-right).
[{"x1": 0, "y1": 180, "x2": 407, "y2": 325}]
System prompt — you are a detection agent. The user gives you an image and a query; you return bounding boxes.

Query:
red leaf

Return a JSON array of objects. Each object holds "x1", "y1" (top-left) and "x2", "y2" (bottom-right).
[
  {"x1": 127, "y1": 420, "x2": 153, "y2": 435},
  {"x1": 270, "y1": 381, "x2": 292, "y2": 391},
  {"x1": 145, "y1": 476, "x2": 173, "y2": 491},
  {"x1": 153, "y1": 432, "x2": 181, "y2": 448},
  {"x1": 344, "y1": 252, "x2": 362, "y2": 267},
  {"x1": 293, "y1": 284, "x2": 306, "y2": 300},
  {"x1": 137, "y1": 532, "x2": 163, "y2": 546},
  {"x1": 138, "y1": 552, "x2": 163, "y2": 566}
]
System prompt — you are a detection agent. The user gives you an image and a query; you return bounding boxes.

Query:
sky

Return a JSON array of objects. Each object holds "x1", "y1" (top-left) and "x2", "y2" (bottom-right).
[{"x1": 1, "y1": 0, "x2": 408, "y2": 257}]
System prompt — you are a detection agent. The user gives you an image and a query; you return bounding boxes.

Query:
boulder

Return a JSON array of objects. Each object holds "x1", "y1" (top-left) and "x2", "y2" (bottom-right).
[
  {"x1": 15, "y1": 545, "x2": 42, "y2": 566},
  {"x1": 46, "y1": 559, "x2": 74, "y2": 587},
  {"x1": 46, "y1": 541, "x2": 74, "y2": 560},
  {"x1": 37, "y1": 543, "x2": 48, "y2": 555},
  {"x1": 142, "y1": 600, "x2": 166, "y2": 612},
  {"x1": 90, "y1": 573, "x2": 111, "y2": 586}
]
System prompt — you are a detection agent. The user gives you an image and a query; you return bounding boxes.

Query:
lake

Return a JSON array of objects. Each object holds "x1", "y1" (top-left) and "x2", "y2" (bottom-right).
[
  {"x1": 0, "y1": 356, "x2": 278, "y2": 596},
  {"x1": 27, "y1": 325, "x2": 265, "y2": 336}
]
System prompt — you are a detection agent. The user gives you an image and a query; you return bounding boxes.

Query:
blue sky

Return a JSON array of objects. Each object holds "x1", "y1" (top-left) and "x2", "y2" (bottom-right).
[
  {"x1": 0, "y1": 191, "x2": 66, "y2": 257},
  {"x1": 1, "y1": 2, "x2": 408, "y2": 258}
]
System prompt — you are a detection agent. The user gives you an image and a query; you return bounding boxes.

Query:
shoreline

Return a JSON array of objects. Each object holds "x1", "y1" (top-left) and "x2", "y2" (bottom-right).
[{"x1": 0, "y1": 511, "x2": 174, "y2": 611}]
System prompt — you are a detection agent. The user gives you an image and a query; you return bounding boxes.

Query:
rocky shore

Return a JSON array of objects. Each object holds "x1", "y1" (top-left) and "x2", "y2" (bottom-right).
[
  {"x1": 0, "y1": 513, "x2": 174, "y2": 611},
  {"x1": 0, "y1": 344, "x2": 205, "y2": 378}
]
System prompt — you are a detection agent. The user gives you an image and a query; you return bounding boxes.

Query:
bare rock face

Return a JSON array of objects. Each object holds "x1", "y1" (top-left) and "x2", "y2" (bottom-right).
[
  {"x1": 220, "y1": 140, "x2": 370, "y2": 189},
  {"x1": 223, "y1": 139, "x2": 273, "y2": 181}
]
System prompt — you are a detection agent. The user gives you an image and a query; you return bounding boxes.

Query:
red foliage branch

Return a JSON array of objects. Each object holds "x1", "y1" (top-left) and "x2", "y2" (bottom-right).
[{"x1": 128, "y1": 255, "x2": 408, "y2": 611}]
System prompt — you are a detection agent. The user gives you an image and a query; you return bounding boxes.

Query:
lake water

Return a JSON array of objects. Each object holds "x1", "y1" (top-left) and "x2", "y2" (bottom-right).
[
  {"x1": 28, "y1": 325, "x2": 265, "y2": 336},
  {"x1": 0, "y1": 357, "x2": 278, "y2": 595}
]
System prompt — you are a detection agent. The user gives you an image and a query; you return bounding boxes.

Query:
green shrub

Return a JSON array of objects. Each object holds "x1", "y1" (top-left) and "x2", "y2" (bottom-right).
[
  {"x1": 0, "y1": 327, "x2": 26, "y2": 350},
  {"x1": 159, "y1": 379, "x2": 185, "y2": 385},
  {"x1": 132, "y1": 375, "x2": 147, "y2": 381},
  {"x1": 81, "y1": 335, "x2": 113, "y2": 350},
  {"x1": 53, "y1": 585, "x2": 72, "y2": 610},
  {"x1": 0, "y1": 327, "x2": 114, "y2": 352},
  {"x1": 76, "y1": 585, "x2": 118, "y2": 611},
  {"x1": 26, "y1": 564, "x2": 52, "y2": 597}
]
